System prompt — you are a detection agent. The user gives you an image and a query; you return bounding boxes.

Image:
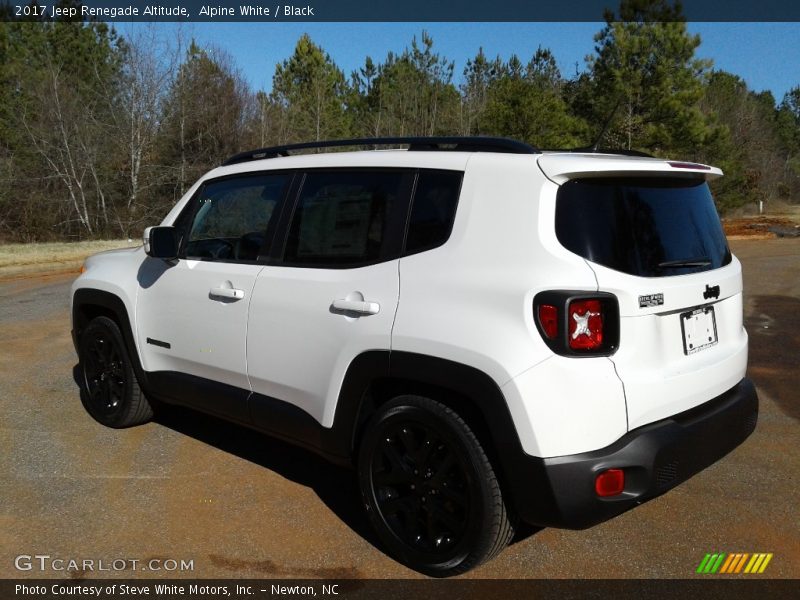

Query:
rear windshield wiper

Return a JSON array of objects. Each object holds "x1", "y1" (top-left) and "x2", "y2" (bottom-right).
[{"x1": 657, "y1": 257, "x2": 711, "y2": 268}]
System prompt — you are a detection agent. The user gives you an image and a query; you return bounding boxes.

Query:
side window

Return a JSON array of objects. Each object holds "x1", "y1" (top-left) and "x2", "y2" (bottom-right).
[
  {"x1": 183, "y1": 174, "x2": 288, "y2": 262},
  {"x1": 283, "y1": 171, "x2": 404, "y2": 267},
  {"x1": 405, "y1": 170, "x2": 462, "y2": 254}
]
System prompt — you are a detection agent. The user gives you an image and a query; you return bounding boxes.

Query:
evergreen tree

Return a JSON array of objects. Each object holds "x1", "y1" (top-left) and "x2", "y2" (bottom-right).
[
  {"x1": 460, "y1": 48, "x2": 502, "y2": 135},
  {"x1": 586, "y1": 0, "x2": 712, "y2": 153},
  {"x1": 270, "y1": 33, "x2": 349, "y2": 142},
  {"x1": 776, "y1": 87, "x2": 800, "y2": 200},
  {"x1": 1, "y1": 10, "x2": 124, "y2": 239},
  {"x1": 482, "y1": 53, "x2": 587, "y2": 148},
  {"x1": 364, "y1": 32, "x2": 459, "y2": 136},
  {"x1": 777, "y1": 87, "x2": 800, "y2": 158}
]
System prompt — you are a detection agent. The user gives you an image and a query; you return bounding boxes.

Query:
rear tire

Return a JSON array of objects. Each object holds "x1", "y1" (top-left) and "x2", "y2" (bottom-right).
[
  {"x1": 357, "y1": 395, "x2": 514, "y2": 577},
  {"x1": 78, "y1": 316, "x2": 153, "y2": 428}
]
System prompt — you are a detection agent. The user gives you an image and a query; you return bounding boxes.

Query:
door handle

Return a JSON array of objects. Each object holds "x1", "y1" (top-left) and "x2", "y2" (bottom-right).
[
  {"x1": 331, "y1": 298, "x2": 380, "y2": 315},
  {"x1": 210, "y1": 287, "x2": 245, "y2": 300}
]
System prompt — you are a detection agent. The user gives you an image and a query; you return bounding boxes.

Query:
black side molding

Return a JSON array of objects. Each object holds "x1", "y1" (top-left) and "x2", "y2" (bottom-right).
[
  {"x1": 148, "y1": 371, "x2": 251, "y2": 426},
  {"x1": 146, "y1": 337, "x2": 171, "y2": 349},
  {"x1": 149, "y1": 352, "x2": 392, "y2": 466}
]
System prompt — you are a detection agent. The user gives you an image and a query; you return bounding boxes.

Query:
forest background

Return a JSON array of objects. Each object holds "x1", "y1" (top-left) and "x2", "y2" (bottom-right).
[{"x1": 1, "y1": 0, "x2": 799, "y2": 242}]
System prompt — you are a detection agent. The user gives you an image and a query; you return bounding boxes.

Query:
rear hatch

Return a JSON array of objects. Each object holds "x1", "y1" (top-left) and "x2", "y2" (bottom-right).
[{"x1": 539, "y1": 154, "x2": 749, "y2": 431}]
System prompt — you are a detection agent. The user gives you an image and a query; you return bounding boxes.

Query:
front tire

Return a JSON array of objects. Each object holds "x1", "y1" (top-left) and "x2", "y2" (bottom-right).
[
  {"x1": 358, "y1": 395, "x2": 514, "y2": 577},
  {"x1": 78, "y1": 316, "x2": 152, "y2": 428}
]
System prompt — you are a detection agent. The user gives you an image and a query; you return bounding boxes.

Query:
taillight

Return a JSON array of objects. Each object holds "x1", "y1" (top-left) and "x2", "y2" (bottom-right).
[
  {"x1": 533, "y1": 291, "x2": 619, "y2": 356},
  {"x1": 538, "y1": 304, "x2": 558, "y2": 339},
  {"x1": 568, "y1": 299, "x2": 603, "y2": 350}
]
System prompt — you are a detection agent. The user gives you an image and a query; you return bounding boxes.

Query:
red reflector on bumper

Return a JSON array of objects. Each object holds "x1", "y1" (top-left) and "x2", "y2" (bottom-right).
[{"x1": 595, "y1": 469, "x2": 625, "y2": 497}]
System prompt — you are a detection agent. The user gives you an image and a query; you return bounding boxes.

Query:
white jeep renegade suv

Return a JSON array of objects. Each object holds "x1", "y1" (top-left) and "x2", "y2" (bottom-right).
[{"x1": 71, "y1": 137, "x2": 758, "y2": 576}]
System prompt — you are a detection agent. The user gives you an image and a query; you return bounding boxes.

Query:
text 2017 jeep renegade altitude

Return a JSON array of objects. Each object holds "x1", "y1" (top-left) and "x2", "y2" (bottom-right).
[{"x1": 71, "y1": 137, "x2": 758, "y2": 576}]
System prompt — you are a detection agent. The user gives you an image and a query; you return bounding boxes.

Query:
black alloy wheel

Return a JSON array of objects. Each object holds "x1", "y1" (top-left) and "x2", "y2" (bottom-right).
[
  {"x1": 372, "y1": 418, "x2": 471, "y2": 553},
  {"x1": 78, "y1": 316, "x2": 152, "y2": 428},
  {"x1": 83, "y1": 329, "x2": 125, "y2": 416},
  {"x1": 358, "y1": 395, "x2": 514, "y2": 577}
]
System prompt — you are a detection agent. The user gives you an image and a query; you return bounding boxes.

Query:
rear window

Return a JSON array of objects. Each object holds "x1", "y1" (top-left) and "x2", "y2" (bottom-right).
[{"x1": 555, "y1": 177, "x2": 731, "y2": 277}]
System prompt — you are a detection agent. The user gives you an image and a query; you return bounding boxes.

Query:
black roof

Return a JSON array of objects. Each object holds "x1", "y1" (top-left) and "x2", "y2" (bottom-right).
[{"x1": 222, "y1": 136, "x2": 540, "y2": 166}]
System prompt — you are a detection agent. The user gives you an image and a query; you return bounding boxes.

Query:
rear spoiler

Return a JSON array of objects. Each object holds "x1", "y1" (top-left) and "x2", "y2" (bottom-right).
[{"x1": 537, "y1": 153, "x2": 723, "y2": 184}]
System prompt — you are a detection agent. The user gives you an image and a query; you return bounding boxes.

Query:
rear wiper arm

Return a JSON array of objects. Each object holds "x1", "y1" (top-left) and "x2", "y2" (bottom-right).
[{"x1": 658, "y1": 257, "x2": 711, "y2": 268}]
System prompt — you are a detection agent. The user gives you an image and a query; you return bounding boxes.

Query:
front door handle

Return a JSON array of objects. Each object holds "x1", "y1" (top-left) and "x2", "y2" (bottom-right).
[
  {"x1": 331, "y1": 298, "x2": 380, "y2": 315},
  {"x1": 210, "y1": 287, "x2": 245, "y2": 300}
]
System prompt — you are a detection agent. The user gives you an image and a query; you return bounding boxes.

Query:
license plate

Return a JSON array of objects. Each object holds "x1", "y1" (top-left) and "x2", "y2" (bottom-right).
[{"x1": 681, "y1": 306, "x2": 718, "y2": 355}]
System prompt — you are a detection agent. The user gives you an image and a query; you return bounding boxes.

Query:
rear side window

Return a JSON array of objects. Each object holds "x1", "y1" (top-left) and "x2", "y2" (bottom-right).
[
  {"x1": 405, "y1": 170, "x2": 462, "y2": 254},
  {"x1": 555, "y1": 177, "x2": 731, "y2": 277},
  {"x1": 284, "y1": 171, "x2": 404, "y2": 267}
]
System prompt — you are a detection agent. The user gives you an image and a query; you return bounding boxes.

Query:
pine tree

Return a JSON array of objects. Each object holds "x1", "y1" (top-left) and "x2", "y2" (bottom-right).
[
  {"x1": 481, "y1": 53, "x2": 587, "y2": 148},
  {"x1": 270, "y1": 34, "x2": 349, "y2": 142},
  {"x1": 364, "y1": 32, "x2": 459, "y2": 137},
  {"x1": 460, "y1": 48, "x2": 502, "y2": 135},
  {"x1": 586, "y1": 0, "x2": 712, "y2": 154}
]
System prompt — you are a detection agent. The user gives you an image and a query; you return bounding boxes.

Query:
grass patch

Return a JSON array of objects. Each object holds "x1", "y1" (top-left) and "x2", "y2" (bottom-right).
[{"x1": 0, "y1": 239, "x2": 140, "y2": 269}]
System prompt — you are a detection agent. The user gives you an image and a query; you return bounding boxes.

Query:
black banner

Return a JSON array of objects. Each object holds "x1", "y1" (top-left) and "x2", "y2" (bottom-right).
[
  {"x1": 3, "y1": 579, "x2": 799, "y2": 600},
  {"x1": 2, "y1": 0, "x2": 800, "y2": 22}
]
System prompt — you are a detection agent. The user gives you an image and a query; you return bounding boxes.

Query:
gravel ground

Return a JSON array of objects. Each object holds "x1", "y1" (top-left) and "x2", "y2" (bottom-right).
[{"x1": 1, "y1": 239, "x2": 798, "y2": 580}]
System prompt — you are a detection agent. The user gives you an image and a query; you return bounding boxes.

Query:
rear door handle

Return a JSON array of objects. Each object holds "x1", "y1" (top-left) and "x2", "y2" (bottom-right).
[
  {"x1": 210, "y1": 287, "x2": 245, "y2": 300},
  {"x1": 331, "y1": 299, "x2": 380, "y2": 315}
]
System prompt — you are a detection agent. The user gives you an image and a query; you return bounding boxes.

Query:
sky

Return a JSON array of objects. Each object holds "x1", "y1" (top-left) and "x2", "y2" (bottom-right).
[{"x1": 119, "y1": 22, "x2": 800, "y2": 102}]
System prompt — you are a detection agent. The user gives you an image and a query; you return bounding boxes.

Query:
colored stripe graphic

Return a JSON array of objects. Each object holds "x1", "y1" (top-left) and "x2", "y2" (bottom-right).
[
  {"x1": 710, "y1": 553, "x2": 726, "y2": 573},
  {"x1": 734, "y1": 553, "x2": 749, "y2": 573},
  {"x1": 725, "y1": 553, "x2": 744, "y2": 573},
  {"x1": 745, "y1": 554, "x2": 760, "y2": 573},
  {"x1": 697, "y1": 553, "x2": 726, "y2": 574},
  {"x1": 759, "y1": 554, "x2": 773, "y2": 573},
  {"x1": 719, "y1": 553, "x2": 736, "y2": 573},
  {"x1": 696, "y1": 554, "x2": 712, "y2": 574},
  {"x1": 719, "y1": 554, "x2": 735, "y2": 573},
  {"x1": 698, "y1": 552, "x2": 773, "y2": 574}
]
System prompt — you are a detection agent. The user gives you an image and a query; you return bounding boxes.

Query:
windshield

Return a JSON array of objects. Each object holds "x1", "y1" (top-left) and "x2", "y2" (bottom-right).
[{"x1": 555, "y1": 177, "x2": 731, "y2": 277}]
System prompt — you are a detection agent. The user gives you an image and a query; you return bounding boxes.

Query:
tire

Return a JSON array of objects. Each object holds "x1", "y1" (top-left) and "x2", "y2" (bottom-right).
[
  {"x1": 358, "y1": 395, "x2": 514, "y2": 577},
  {"x1": 78, "y1": 316, "x2": 153, "y2": 428}
]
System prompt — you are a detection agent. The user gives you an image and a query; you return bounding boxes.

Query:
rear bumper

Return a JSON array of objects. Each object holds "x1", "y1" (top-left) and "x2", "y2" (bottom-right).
[{"x1": 512, "y1": 377, "x2": 758, "y2": 528}]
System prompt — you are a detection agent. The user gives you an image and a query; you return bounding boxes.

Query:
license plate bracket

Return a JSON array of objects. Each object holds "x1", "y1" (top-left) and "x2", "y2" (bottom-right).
[{"x1": 681, "y1": 306, "x2": 718, "y2": 355}]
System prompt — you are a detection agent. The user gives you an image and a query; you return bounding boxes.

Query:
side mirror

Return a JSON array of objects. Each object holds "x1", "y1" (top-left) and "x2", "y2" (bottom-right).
[{"x1": 144, "y1": 226, "x2": 178, "y2": 260}]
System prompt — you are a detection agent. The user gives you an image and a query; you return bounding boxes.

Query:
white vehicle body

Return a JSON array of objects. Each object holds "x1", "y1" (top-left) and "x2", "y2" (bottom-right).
[{"x1": 71, "y1": 138, "x2": 758, "y2": 571}]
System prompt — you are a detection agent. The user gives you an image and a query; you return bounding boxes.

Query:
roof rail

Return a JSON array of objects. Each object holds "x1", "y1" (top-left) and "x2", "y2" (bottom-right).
[{"x1": 222, "y1": 136, "x2": 540, "y2": 166}]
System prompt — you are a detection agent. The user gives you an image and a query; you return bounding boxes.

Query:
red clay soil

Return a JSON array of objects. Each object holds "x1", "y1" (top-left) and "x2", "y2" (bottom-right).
[{"x1": 722, "y1": 216, "x2": 795, "y2": 238}]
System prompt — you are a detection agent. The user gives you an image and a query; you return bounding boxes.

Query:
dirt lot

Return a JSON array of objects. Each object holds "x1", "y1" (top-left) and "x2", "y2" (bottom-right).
[
  {"x1": 1, "y1": 239, "x2": 799, "y2": 580},
  {"x1": 722, "y1": 206, "x2": 800, "y2": 240}
]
